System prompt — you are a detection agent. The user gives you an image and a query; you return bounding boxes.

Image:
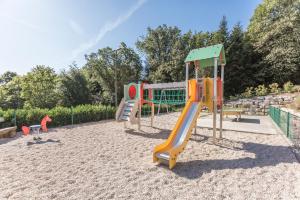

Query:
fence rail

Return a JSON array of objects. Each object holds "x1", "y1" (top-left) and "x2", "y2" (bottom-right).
[{"x1": 269, "y1": 106, "x2": 300, "y2": 148}]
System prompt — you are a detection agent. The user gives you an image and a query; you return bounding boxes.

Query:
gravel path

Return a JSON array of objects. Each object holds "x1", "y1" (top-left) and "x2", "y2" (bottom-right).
[{"x1": 0, "y1": 113, "x2": 300, "y2": 200}]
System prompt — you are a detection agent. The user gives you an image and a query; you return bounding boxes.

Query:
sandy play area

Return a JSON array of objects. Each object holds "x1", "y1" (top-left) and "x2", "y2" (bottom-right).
[{"x1": 1, "y1": 113, "x2": 300, "y2": 199}]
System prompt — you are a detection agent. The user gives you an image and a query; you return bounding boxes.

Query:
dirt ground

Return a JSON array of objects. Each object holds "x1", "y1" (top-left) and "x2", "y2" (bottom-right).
[{"x1": 0, "y1": 113, "x2": 300, "y2": 200}]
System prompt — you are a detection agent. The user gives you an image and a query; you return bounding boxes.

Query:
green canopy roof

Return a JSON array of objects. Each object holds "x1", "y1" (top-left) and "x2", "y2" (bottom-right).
[{"x1": 184, "y1": 44, "x2": 226, "y2": 68}]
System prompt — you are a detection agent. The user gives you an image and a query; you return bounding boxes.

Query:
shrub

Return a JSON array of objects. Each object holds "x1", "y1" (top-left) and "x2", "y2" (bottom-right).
[
  {"x1": 241, "y1": 87, "x2": 254, "y2": 98},
  {"x1": 255, "y1": 84, "x2": 268, "y2": 96},
  {"x1": 269, "y1": 83, "x2": 280, "y2": 94},
  {"x1": 141, "y1": 104, "x2": 175, "y2": 116},
  {"x1": 292, "y1": 85, "x2": 300, "y2": 93},
  {"x1": 283, "y1": 81, "x2": 294, "y2": 93},
  {"x1": 0, "y1": 104, "x2": 116, "y2": 130}
]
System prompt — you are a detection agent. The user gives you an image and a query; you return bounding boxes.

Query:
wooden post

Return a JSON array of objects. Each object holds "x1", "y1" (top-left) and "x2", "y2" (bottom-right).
[
  {"x1": 151, "y1": 103, "x2": 154, "y2": 127},
  {"x1": 138, "y1": 101, "x2": 141, "y2": 131},
  {"x1": 220, "y1": 64, "x2": 224, "y2": 139},
  {"x1": 213, "y1": 58, "x2": 218, "y2": 143},
  {"x1": 185, "y1": 63, "x2": 189, "y2": 103}
]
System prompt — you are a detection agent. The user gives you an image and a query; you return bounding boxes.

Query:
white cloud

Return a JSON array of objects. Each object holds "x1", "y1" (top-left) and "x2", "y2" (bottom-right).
[
  {"x1": 69, "y1": 19, "x2": 84, "y2": 35},
  {"x1": 0, "y1": 13, "x2": 44, "y2": 33},
  {"x1": 70, "y1": 0, "x2": 147, "y2": 61}
]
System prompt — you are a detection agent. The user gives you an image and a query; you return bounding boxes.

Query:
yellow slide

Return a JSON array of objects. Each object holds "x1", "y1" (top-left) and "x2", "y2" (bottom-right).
[{"x1": 153, "y1": 99, "x2": 202, "y2": 169}]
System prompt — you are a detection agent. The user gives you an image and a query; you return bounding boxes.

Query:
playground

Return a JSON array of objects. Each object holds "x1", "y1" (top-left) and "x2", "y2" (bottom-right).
[
  {"x1": 0, "y1": 113, "x2": 300, "y2": 199},
  {"x1": 1, "y1": 44, "x2": 299, "y2": 199}
]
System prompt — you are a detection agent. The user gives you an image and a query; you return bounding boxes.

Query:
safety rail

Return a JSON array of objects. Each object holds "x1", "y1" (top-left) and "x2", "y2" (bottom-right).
[{"x1": 269, "y1": 106, "x2": 300, "y2": 148}]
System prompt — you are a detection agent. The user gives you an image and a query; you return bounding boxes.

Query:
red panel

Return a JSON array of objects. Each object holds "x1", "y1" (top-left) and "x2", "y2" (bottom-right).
[{"x1": 129, "y1": 85, "x2": 137, "y2": 99}]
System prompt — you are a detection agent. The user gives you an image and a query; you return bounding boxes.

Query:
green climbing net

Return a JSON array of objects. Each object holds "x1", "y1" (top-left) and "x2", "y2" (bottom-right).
[
  {"x1": 141, "y1": 88, "x2": 186, "y2": 116},
  {"x1": 143, "y1": 89, "x2": 186, "y2": 105}
]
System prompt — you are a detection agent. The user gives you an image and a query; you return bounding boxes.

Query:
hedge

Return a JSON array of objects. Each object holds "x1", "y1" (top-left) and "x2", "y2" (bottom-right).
[
  {"x1": 0, "y1": 103, "x2": 182, "y2": 131},
  {"x1": 0, "y1": 104, "x2": 116, "y2": 130}
]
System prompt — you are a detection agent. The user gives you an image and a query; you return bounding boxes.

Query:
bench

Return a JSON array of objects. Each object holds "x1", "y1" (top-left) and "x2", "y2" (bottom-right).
[
  {"x1": 223, "y1": 109, "x2": 244, "y2": 121},
  {"x1": 0, "y1": 126, "x2": 17, "y2": 138}
]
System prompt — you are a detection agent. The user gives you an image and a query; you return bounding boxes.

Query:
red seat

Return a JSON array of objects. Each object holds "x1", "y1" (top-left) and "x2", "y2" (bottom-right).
[{"x1": 22, "y1": 126, "x2": 30, "y2": 136}]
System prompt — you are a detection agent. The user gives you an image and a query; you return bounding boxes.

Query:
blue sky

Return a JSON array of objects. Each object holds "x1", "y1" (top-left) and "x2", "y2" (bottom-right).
[{"x1": 0, "y1": 0, "x2": 262, "y2": 74}]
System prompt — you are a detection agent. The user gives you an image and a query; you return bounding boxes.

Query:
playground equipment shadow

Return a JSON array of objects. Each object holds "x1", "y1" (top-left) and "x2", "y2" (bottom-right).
[
  {"x1": 27, "y1": 139, "x2": 61, "y2": 146},
  {"x1": 232, "y1": 118, "x2": 261, "y2": 124},
  {"x1": 125, "y1": 127, "x2": 210, "y2": 143},
  {"x1": 172, "y1": 140, "x2": 298, "y2": 179},
  {"x1": 126, "y1": 126, "x2": 298, "y2": 180},
  {"x1": 0, "y1": 132, "x2": 23, "y2": 145}
]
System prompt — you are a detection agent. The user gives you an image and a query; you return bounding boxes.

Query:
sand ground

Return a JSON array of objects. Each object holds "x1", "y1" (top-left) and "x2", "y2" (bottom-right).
[{"x1": 0, "y1": 113, "x2": 300, "y2": 200}]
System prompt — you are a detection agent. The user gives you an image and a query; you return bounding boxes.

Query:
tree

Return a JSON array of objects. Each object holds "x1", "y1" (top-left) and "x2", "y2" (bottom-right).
[
  {"x1": 224, "y1": 23, "x2": 262, "y2": 96},
  {"x1": 213, "y1": 16, "x2": 229, "y2": 48},
  {"x1": 85, "y1": 42, "x2": 142, "y2": 105},
  {"x1": 58, "y1": 64, "x2": 91, "y2": 107},
  {"x1": 0, "y1": 76, "x2": 24, "y2": 109},
  {"x1": 247, "y1": 0, "x2": 300, "y2": 84},
  {"x1": 21, "y1": 65, "x2": 59, "y2": 108},
  {"x1": 0, "y1": 71, "x2": 17, "y2": 85},
  {"x1": 136, "y1": 25, "x2": 188, "y2": 82}
]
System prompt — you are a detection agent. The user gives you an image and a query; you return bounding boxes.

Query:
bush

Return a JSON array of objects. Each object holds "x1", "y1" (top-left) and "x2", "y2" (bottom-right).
[
  {"x1": 292, "y1": 85, "x2": 300, "y2": 93},
  {"x1": 269, "y1": 83, "x2": 280, "y2": 94},
  {"x1": 255, "y1": 84, "x2": 268, "y2": 96},
  {"x1": 0, "y1": 104, "x2": 116, "y2": 130},
  {"x1": 283, "y1": 81, "x2": 294, "y2": 93},
  {"x1": 141, "y1": 104, "x2": 175, "y2": 116},
  {"x1": 241, "y1": 87, "x2": 254, "y2": 98}
]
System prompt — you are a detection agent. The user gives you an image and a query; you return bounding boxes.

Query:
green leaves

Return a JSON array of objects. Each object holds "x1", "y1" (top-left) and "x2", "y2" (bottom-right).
[
  {"x1": 20, "y1": 65, "x2": 59, "y2": 109},
  {"x1": 247, "y1": 0, "x2": 300, "y2": 84},
  {"x1": 0, "y1": 104, "x2": 116, "y2": 130},
  {"x1": 58, "y1": 64, "x2": 91, "y2": 107},
  {"x1": 84, "y1": 42, "x2": 142, "y2": 105}
]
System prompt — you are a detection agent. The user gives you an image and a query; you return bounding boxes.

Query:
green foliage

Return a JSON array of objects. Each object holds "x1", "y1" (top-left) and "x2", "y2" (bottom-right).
[
  {"x1": 241, "y1": 87, "x2": 254, "y2": 98},
  {"x1": 136, "y1": 25, "x2": 189, "y2": 82},
  {"x1": 0, "y1": 71, "x2": 17, "y2": 84},
  {"x1": 283, "y1": 81, "x2": 294, "y2": 93},
  {"x1": 255, "y1": 84, "x2": 268, "y2": 96},
  {"x1": 0, "y1": 104, "x2": 116, "y2": 130},
  {"x1": 58, "y1": 64, "x2": 91, "y2": 107},
  {"x1": 85, "y1": 42, "x2": 142, "y2": 105},
  {"x1": 0, "y1": 76, "x2": 24, "y2": 109},
  {"x1": 141, "y1": 104, "x2": 175, "y2": 116},
  {"x1": 213, "y1": 16, "x2": 229, "y2": 48},
  {"x1": 248, "y1": 0, "x2": 300, "y2": 85},
  {"x1": 225, "y1": 23, "x2": 259, "y2": 96},
  {"x1": 21, "y1": 65, "x2": 59, "y2": 109},
  {"x1": 269, "y1": 83, "x2": 280, "y2": 94},
  {"x1": 292, "y1": 85, "x2": 300, "y2": 93}
]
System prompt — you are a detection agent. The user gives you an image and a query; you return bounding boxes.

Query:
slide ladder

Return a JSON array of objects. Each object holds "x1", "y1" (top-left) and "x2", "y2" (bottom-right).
[
  {"x1": 153, "y1": 99, "x2": 202, "y2": 169},
  {"x1": 116, "y1": 98, "x2": 139, "y2": 124}
]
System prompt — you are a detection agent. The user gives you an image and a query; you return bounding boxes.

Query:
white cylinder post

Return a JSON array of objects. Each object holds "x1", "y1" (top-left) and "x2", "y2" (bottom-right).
[
  {"x1": 194, "y1": 64, "x2": 199, "y2": 135},
  {"x1": 138, "y1": 101, "x2": 141, "y2": 131},
  {"x1": 185, "y1": 63, "x2": 189, "y2": 103},
  {"x1": 220, "y1": 64, "x2": 225, "y2": 139},
  {"x1": 213, "y1": 58, "x2": 218, "y2": 143}
]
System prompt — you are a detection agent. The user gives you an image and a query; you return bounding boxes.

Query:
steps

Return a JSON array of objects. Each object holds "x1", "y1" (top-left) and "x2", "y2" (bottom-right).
[{"x1": 119, "y1": 101, "x2": 135, "y2": 121}]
